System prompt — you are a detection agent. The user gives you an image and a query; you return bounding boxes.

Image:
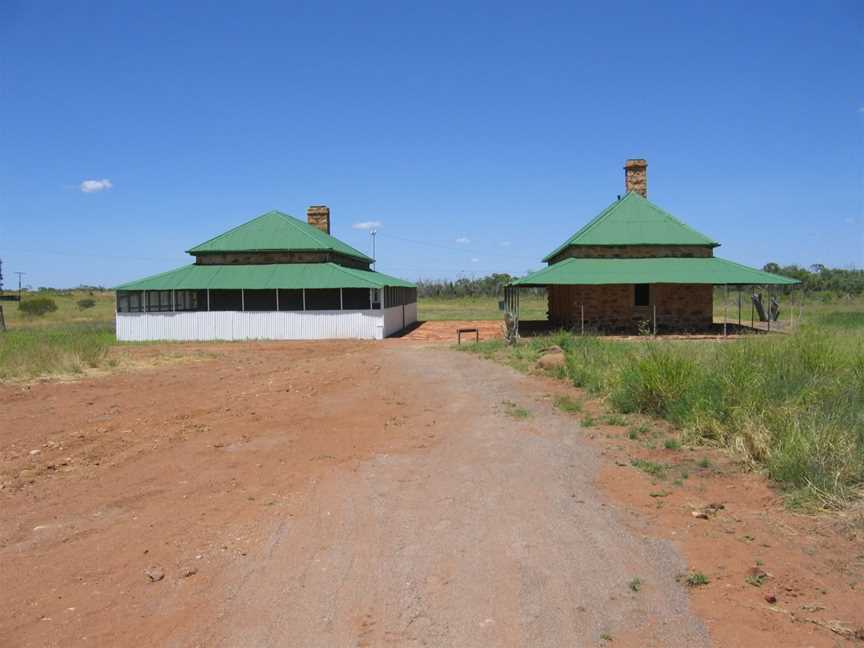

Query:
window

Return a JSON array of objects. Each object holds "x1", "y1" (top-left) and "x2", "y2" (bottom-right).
[
  {"x1": 244, "y1": 289, "x2": 277, "y2": 311},
  {"x1": 210, "y1": 289, "x2": 243, "y2": 311},
  {"x1": 117, "y1": 290, "x2": 144, "y2": 313},
  {"x1": 383, "y1": 286, "x2": 417, "y2": 307},
  {"x1": 277, "y1": 289, "x2": 303, "y2": 311},
  {"x1": 146, "y1": 290, "x2": 173, "y2": 312},
  {"x1": 370, "y1": 288, "x2": 381, "y2": 309},
  {"x1": 175, "y1": 290, "x2": 206, "y2": 312},
  {"x1": 305, "y1": 288, "x2": 341, "y2": 311},
  {"x1": 634, "y1": 284, "x2": 650, "y2": 307},
  {"x1": 342, "y1": 288, "x2": 371, "y2": 310}
]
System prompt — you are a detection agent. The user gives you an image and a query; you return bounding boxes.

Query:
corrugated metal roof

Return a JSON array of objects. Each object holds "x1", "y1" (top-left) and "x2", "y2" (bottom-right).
[
  {"x1": 543, "y1": 192, "x2": 719, "y2": 262},
  {"x1": 115, "y1": 263, "x2": 415, "y2": 290},
  {"x1": 187, "y1": 211, "x2": 373, "y2": 262},
  {"x1": 513, "y1": 257, "x2": 799, "y2": 286}
]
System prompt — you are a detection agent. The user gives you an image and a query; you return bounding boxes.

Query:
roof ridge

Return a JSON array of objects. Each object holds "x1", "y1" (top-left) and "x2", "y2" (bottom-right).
[
  {"x1": 185, "y1": 211, "x2": 284, "y2": 254},
  {"x1": 542, "y1": 192, "x2": 718, "y2": 261},
  {"x1": 637, "y1": 195, "x2": 719, "y2": 247}
]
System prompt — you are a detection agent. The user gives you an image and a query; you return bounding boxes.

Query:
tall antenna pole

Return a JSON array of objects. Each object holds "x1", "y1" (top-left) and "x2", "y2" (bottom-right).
[
  {"x1": 15, "y1": 272, "x2": 25, "y2": 301},
  {"x1": 370, "y1": 229, "x2": 377, "y2": 270}
]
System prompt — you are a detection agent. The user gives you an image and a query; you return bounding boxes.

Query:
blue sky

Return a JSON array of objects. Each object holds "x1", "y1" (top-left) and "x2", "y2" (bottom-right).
[{"x1": 1, "y1": 1, "x2": 862, "y2": 288}]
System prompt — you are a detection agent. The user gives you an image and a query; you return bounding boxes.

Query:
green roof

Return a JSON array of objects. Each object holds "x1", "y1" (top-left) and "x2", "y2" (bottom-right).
[
  {"x1": 543, "y1": 192, "x2": 719, "y2": 262},
  {"x1": 513, "y1": 257, "x2": 799, "y2": 287},
  {"x1": 187, "y1": 211, "x2": 373, "y2": 262},
  {"x1": 116, "y1": 263, "x2": 415, "y2": 291}
]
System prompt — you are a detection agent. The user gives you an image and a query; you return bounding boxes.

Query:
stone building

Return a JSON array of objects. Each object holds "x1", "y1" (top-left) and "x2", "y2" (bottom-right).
[
  {"x1": 511, "y1": 160, "x2": 797, "y2": 332},
  {"x1": 115, "y1": 206, "x2": 417, "y2": 341}
]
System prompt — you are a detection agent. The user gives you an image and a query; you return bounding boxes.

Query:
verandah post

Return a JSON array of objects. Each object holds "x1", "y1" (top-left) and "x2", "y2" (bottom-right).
[
  {"x1": 738, "y1": 289, "x2": 742, "y2": 328},
  {"x1": 723, "y1": 284, "x2": 728, "y2": 337}
]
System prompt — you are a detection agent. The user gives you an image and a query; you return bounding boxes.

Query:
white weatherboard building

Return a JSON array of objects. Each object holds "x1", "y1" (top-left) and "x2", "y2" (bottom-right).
[{"x1": 115, "y1": 206, "x2": 417, "y2": 341}]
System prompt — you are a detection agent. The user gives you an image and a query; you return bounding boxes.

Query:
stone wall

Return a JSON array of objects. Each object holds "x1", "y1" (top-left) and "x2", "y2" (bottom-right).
[
  {"x1": 307, "y1": 205, "x2": 331, "y2": 234},
  {"x1": 548, "y1": 244, "x2": 713, "y2": 264},
  {"x1": 624, "y1": 159, "x2": 647, "y2": 197},
  {"x1": 547, "y1": 283, "x2": 713, "y2": 332},
  {"x1": 194, "y1": 251, "x2": 370, "y2": 270}
]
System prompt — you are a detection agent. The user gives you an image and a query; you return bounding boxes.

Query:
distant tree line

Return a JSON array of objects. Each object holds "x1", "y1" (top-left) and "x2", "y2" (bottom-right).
[
  {"x1": 416, "y1": 274, "x2": 517, "y2": 298},
  {"x1": 763, "y1": 263, "x2": 864, "y2": 295}
]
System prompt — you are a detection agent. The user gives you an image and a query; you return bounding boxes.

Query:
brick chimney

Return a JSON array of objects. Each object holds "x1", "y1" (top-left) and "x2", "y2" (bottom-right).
[
  {"x1": 307, "y1": 205, "x2": 331, "y2": 235},
  {"x1": 624, "y1": 159, "x2": 647, "y2": 197}
]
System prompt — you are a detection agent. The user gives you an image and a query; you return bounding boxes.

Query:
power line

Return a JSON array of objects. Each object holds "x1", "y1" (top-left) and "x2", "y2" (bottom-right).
[{"x1": 14, "y1": 271, "x2": 25, "y2": 300}]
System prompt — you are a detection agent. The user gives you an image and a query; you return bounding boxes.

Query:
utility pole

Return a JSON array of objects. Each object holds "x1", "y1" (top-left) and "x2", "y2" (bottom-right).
[
  {"x1": 15, "y1": 272, "x2": 25, "y2": 301},
  {"x1": 370, "y1": 229, "x2": 377, "y2": 270}
]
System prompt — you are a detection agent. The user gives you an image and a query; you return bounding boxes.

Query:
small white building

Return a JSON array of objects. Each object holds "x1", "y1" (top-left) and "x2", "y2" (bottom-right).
[{"x1": 115, "y1": 206, "x2": 417, "y2": 341}]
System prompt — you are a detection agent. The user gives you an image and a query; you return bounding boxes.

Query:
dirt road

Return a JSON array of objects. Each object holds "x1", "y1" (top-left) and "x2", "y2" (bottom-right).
[{"x1": 2, "y1": 342, "x2": 708, "y2": 646}]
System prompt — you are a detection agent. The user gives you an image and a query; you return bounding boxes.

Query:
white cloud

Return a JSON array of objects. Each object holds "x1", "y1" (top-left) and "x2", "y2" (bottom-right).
[
  {"x1": 80, "y1": 178, "x2": 113, "y2": 193},
  {"x1": 455, "y1": 237, "x2": 471, "y2": 244},
  {"x1": 471, "y1": 257, "x2": 479, "y2": 263},
  {"x1": 499, "y1": 241, "x2": 512, "y2": 247},
  {"x1": 352, "y1": 220, "x2": 382, "y2": 230},
  {"x1": 858, "y1": 107, "x2": 864, "y2": 113}
]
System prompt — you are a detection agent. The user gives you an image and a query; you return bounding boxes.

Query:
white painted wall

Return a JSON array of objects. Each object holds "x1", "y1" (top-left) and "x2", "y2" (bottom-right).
[
  {"x1": 116, "y1": 306, "x2": 417, "y2": 342},
  {"x1": 382, "y1": 302, "x2": 418, "y2": 338}
]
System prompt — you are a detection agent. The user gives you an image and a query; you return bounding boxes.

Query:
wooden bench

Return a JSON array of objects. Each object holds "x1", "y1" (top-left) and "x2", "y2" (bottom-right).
[{"x1": 457, "y1": 327, "x2": 479, "y2": 344}]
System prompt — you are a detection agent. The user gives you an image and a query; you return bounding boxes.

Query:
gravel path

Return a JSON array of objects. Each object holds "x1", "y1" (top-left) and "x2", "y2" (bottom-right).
[{"x1": 203, "y1": 346, "x2": 708, "y2": 647}]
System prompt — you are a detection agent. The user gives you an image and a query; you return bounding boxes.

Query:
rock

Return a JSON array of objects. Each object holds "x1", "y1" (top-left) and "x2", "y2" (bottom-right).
[
  {"x1": 536, "y1": 351, "x2": 566, "y2": 370},
  {"x1": 180, "y1": 566, "x2": 198, "y2": 578},
  {"x1": 691, "y1": 503, "x2": 724, "y2": 519},
  {"x1": 764, "y1": 593, "x2": 777, "y2": 604},
  {"x1": 18, "y1": 469, "x2": 37, "y2": 481},
  {"x1": 145, "y1": 567, "x2": 165, "y2": 582}
]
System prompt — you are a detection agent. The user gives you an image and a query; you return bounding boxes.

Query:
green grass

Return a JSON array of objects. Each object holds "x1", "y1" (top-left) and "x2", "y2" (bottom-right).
[
  {"x1": 2, "y1": 290, "x2": 115, "y2": 328},
  {"x1": 686, "y1": 572, "x2": 710, "y2": 587},
  {"x1": 664, "y1": 438, "x2": 682, "y2": 450},
  {"x1": 502, "y1": 400, "x2": 530, "y2": 419},
  {"x1": 631, "y1": 459, "x2": 668, "y2": 478},
  {"x1": 418, "y1": 294, "x2": 547, "y2": 321},
  {"x1": 460, "y1": 324, "x2": 864, "y2": 506},
  {"x1": 554, "y1": 395, "x2": 583, "y2": 413},
  {"x1": 603, "y1": 413, "x2": 627, "y2": 426},
  {"x1": 0, "y1": 322, "x2": 116, "y2": 380},
  {"x1": 0, "y1": 290, "x2": 118, "y2": 381},
  {"x1": 628, "y1": 577, "x2": 642, "y2": 592},
  {"x1": 745, "y1": 572, "x2": 767, "y2": 587}
]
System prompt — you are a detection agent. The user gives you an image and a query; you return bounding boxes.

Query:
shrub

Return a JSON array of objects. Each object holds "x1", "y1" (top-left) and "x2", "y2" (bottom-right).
[
  {"x1": 77, "y1": 298, "x2": 96, "y2": 310},
  {"x1": 18, "y1": 298, "x2": 58, "y2": 317}
]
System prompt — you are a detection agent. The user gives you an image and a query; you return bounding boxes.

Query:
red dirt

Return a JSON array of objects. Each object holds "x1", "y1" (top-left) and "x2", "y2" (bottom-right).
[
  {"x1": 1, "y1": 341, "x2": 862, "y2": 646},
  {"x1": 533, "y1": 382, "x2": 864, "y2": 646},
  {"x1": 399, "y1": 319, "x2": 504, "y2": 342}
]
